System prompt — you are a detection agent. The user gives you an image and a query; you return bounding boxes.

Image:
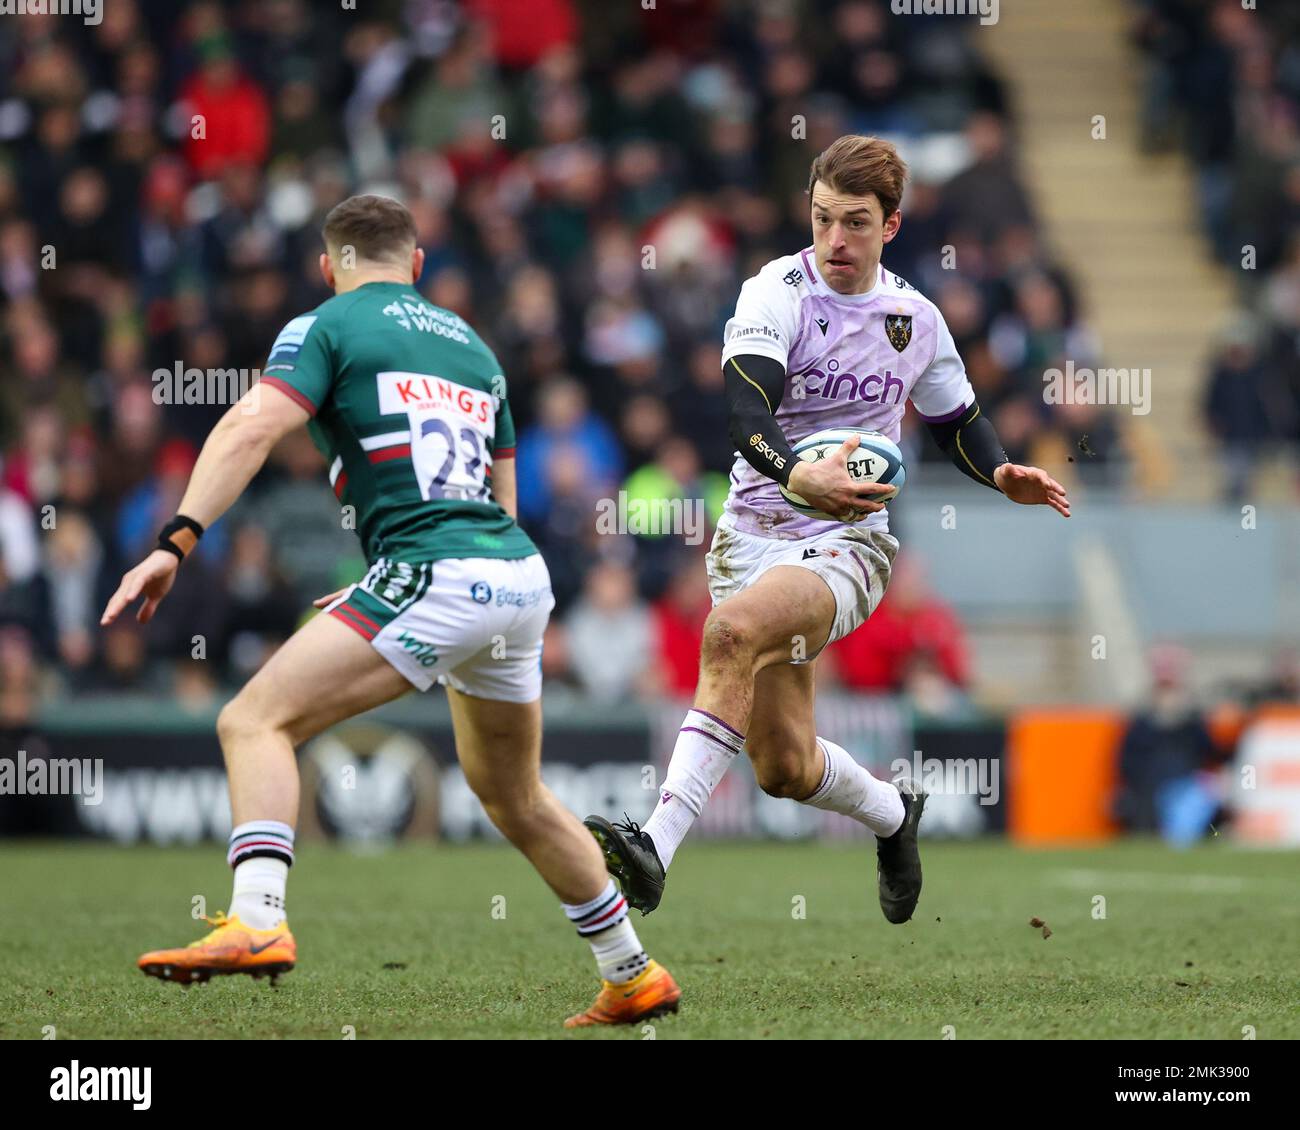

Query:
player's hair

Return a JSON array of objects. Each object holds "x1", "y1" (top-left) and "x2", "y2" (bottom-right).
[
  {"x1": 807, "y1": 135, "x2": 908, "y2": 217},
  {"x1": 322, "y1": 194, "x2": 417, "y2": 267}
]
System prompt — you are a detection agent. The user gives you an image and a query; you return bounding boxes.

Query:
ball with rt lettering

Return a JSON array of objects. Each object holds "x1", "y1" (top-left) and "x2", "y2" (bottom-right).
[{"x1": 778, "y1": 427, "x2": 906, "y2": 522}]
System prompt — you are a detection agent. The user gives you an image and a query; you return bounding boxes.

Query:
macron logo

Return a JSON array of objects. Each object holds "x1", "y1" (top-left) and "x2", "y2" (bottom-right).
[{"x1": 50, "y1": 1061, "x2": 151, "y2": 1110}]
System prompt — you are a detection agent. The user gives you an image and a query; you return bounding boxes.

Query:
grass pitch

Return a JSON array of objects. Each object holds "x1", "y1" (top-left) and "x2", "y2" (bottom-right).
[{"x1": 1, "y1": 838, "x2": 1295, "y2": 1040}]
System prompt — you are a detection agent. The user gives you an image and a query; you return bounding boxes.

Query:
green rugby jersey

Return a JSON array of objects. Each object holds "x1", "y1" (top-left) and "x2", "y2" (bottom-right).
[{"x1": 260, "y1": 281, "x2": 536, "y2": 563}]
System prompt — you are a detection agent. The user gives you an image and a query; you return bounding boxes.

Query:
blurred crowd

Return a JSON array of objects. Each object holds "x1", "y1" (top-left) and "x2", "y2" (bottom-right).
[
  {"x1": 1131, "y1": 0, "x2": 1300, "y2": 498},
  {"x1": 1112, "y1": 642, "x2": 1300, "y2": 844},
  {"x1": 0, "y1": 0, "x2": 1107, "y2": 709}
]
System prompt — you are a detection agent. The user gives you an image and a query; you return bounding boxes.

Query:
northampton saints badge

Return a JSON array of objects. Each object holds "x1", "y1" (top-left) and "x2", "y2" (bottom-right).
[{"x1": 885, "y1": 313, "x2": 912, "y2": 352}]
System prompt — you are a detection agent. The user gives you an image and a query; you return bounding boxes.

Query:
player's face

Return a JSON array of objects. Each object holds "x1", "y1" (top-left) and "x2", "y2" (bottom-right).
[{"x1": 810, "y1": 182, "x2": 901, "y2": 294}]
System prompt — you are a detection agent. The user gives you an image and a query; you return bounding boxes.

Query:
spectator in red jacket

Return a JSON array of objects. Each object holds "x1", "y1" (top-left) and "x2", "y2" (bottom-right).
[
  {"x1": 465, "y1": 0, "x2": 577, "y2": 71},
  {"x1": 651, "y1": 551, "x2": 713, "y2": 697},
  {"x1": 180, "y1": 39, "x2": 270, "y2": 180},
  {"x1": 827, "y1": 554, "x2": 969, "y2": 692}
]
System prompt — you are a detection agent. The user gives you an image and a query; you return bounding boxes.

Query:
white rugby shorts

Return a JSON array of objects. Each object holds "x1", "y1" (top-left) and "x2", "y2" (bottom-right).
[
  {"x1": 326, "y1": 553, "x2": 554, "y2": 702},
  {"x1": 705, "y1": 514, "x2": 897, "y2": 662}
]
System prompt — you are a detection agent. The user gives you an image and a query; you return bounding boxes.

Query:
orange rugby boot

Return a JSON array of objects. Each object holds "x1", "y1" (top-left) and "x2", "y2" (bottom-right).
[
  {"x1": 564, "y1": 959, "x2": 681, "y2": 1028},
  {"x1": 137, "y1": 912, "x2": 296, "y2": 986}
]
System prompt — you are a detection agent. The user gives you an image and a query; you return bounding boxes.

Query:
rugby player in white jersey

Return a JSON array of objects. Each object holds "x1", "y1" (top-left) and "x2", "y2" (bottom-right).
[{"x1": 585, "y1": 136, "x2": 1070, "y2": 922}]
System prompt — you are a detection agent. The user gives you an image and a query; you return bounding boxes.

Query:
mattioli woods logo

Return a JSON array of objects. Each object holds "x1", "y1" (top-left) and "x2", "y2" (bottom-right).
[{"x1": 793, "y1": 359, "x2": 905, "y2": 405}]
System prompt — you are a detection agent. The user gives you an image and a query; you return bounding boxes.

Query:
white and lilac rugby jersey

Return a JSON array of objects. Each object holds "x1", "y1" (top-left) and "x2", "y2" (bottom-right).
[{"x1": 720, "y1": 248, "x2": 975, "y2": 538}]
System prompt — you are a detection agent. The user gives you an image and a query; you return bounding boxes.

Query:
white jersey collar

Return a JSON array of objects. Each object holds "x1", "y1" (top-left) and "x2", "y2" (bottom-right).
[{"x1": 799, "y1": 249, "x2": 885, "y2": 304}]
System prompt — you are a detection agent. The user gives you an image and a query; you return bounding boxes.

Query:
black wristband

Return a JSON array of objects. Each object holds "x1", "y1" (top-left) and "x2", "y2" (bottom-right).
[{"x1": 157, "y1": 514, "x2": 205, "y2": 560}]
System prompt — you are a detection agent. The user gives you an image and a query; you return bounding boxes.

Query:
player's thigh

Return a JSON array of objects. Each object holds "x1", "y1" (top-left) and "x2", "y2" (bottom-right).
[
  {"x1": 437, "y1": 555, "x2": 552, "y2": 808},
  {"x1": 706, "y1": 564, "x2": 836, "y2": 669},
  {"x1": 222, "y1": 610, "x2": 413, "y2": 747},
  {"x1": 745, "y1": 661, "x2": 819, "y2": 788},
  {"x1": 444, "y1": 685, "x2": 542, "y2": 811}
]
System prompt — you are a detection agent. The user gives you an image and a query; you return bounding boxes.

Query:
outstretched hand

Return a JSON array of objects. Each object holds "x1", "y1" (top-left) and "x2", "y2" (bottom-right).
[
  {"x1": 100, "y1": 549, "x2": 181, "y2": 626},
  {"x1": 993, "y1": 463, "x2": 1071, "y2": 517}
]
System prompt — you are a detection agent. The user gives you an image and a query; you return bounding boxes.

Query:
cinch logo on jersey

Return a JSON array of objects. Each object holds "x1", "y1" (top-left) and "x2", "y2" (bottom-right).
[
  {"x1": 793, "y1": 358, "x2": 905, "y2": 405},
  {"x1": 376, "y1": 371, "x2": 496, "y2": 424},
  {"x1": 50, "y1": 1062, "x2": 151, "y2": 1110}
]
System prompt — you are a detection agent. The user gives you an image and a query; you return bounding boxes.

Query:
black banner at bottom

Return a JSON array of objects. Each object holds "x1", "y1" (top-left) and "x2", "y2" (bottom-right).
[{"x1": 0, "y1": 1037, "x2": 1287, "y2": 1113}]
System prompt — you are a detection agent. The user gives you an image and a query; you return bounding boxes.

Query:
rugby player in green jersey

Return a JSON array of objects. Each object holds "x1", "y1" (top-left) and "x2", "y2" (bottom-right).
[{"x1": 101, "y1": 195, "x2": 680, "y2": 1028}]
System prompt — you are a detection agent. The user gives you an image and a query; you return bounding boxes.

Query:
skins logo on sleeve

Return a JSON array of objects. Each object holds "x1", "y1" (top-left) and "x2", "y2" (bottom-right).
[{"x1": 749, "y1": 434, "x2": 787, "y2": 470}]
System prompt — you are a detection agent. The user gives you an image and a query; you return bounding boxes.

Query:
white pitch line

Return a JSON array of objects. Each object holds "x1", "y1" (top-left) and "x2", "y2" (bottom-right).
[{"x1": 1051, "y1": 869, "x2": 1276, "y2": 894}]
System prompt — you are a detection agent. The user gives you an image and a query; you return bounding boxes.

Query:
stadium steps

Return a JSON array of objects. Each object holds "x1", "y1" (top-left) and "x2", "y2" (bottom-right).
[
  {"x1": 968, "y1": 2, "x2": 1247, "y2": 703},
  {"x1": 965, "y1": 621, "x2": 1077, "y2": 708},
  {"x1": 1073, "y1": 538, "x2": 1147, "y2": 707},
  {"x1": 979, "y1": 0, "x2": 1237, "y2": 502}
]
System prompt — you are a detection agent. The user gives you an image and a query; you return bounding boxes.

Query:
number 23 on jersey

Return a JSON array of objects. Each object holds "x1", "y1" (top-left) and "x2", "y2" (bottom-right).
[{"x1": 375, "y1": 370, "x2": 498, "y2": 502}]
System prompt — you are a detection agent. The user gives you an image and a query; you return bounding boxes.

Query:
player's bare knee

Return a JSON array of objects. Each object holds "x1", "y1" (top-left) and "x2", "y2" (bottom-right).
[
  {"x1": 217, "y1": 693, "x2": 292, "y2": 750},
  {"x1": 471, "y1": 776, "x2": 546, "y2": 838},
  {"x1": 216, "y1": 697, "x2": 255, "y2": 748},
  {"x1": 483, "y1": 794, "x2": 545, "y2": 843},
  {"x1": 700, "y1": 610, "x2": 758, "y2": 672}
]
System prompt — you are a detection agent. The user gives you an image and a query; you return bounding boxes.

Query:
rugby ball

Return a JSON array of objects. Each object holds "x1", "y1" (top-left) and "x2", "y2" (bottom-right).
[{"x1": 778, "y1": 427, "x2": 906, "y2": 522}]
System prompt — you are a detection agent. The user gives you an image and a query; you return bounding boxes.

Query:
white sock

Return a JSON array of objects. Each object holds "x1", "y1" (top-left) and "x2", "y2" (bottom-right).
[
  {"x1": 563, "y1": 879, "x2": 648, "y2": 984},
  {"x1": 229, "y1": 857, "x2": 289, "y2": 930},
  {"x1": 642, "y1": 708, "x2": 745, "y2": 870},
  {"x1": 801, "y1": 738, "x2": 904, "y2": 837}
]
